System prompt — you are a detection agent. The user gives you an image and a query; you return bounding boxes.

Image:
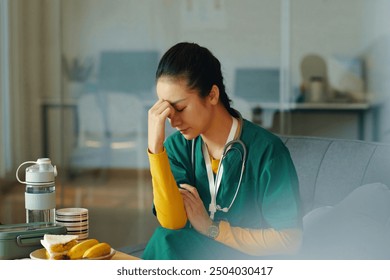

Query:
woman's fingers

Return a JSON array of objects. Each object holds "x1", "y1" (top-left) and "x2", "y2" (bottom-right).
[
  {"x1": 179, "y1": 184, "x2": 198, "y2": 208},
  {"x1": 179, "y1": 188, "x2": 195, "y2": 206},
  {"x1": 149, "y1": 100, "x2": 172, "y2": 122},
  {"x1": 179, "y1": 190, "x2": 194, "y2": 212},
  {"x1": 179, "y1": 184, "x2": 200, "y2": 199},
  {"x1": 179, "y1": 184, "x2": 212, "y2": 235},
  {"x1": 148, "y1": 99, "x2": 176, "y2": 130},
  {"x1": 148, "y1": 100, "x2": 173, "y2": 153},
  {"x1": 179, "y1": 184, "x2": 205, "y2": 215}
]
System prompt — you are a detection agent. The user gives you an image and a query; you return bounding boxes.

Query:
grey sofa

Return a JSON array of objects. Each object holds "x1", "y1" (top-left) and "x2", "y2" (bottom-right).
[
  {"x1": 121, "y1": 136, "x2": 390, "y2": 259},
  {"x1": 281, "y1": 136, "x2": 390, "y2": 259}
]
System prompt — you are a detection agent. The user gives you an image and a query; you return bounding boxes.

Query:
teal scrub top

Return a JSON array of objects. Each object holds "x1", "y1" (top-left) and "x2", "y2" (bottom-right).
[{"x1": 143, "y1": 119, "x2": 301, "y2": 259}]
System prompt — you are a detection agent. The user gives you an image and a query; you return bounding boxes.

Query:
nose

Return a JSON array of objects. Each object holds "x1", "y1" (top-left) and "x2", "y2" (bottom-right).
[{"x1": 169, "y1": 111, "x2": 181, "y2": 128}]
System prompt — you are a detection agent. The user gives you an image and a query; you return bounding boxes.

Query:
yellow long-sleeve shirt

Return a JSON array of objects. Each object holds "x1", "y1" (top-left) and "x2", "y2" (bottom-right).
[{"x1": 148, "y1": 149, "x2": 302, "y2": 257}]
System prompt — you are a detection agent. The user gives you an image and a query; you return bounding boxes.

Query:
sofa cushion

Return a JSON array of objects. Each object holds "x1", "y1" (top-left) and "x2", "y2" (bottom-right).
[
  {"x1": 301, "y1": 182, "x2": 390, "y2": 259},
  {"x1": 314, "y1": 141, "x2": 377, "y2": 208}
]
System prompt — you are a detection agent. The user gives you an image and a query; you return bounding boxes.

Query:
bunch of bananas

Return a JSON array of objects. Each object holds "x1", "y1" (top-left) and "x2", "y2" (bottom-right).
[{"x1": 66, "y1": 239, "x2": 112, "y2": 260}]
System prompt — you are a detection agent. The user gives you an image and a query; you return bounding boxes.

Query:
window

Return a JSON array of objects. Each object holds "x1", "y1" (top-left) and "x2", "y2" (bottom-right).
[{"x1": 0, "y1": 0, "x2": 11, "y2": 177}]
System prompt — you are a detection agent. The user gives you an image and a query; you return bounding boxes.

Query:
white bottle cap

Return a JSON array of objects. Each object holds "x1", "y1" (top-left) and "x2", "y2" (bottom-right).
[{"x1": 17, "y1": 158, "x2": 57, "y2": 185}]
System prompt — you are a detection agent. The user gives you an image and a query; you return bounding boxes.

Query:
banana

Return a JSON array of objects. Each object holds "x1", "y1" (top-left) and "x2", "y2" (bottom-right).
[
  {"x1": 82, "y1": 242, "x2": 111, "y2": 259},
  {"x1": 67, "y1": 239, "x2": 99, "y2": 260}
]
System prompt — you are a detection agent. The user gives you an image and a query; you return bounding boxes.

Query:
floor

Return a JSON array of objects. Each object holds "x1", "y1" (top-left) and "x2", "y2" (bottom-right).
[{"x1": 0, "y1": 169, "x2": 159, "y2": 251}]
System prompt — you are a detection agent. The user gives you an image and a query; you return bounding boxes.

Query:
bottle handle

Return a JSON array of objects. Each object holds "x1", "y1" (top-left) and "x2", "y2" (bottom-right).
[{"x1": 16, "y1": 161, "x2": 37, "y2": 184}]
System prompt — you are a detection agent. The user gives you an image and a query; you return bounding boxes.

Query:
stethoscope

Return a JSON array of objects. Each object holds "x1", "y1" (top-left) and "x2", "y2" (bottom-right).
[{"x1": 191, "y1": 113, "x2": 247, "y2": 220}]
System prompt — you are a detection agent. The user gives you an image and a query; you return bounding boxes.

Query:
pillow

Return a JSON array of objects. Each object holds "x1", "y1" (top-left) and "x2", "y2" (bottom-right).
[{"x1": 301, "y1": 182, "x2": 390, "y2": 259}]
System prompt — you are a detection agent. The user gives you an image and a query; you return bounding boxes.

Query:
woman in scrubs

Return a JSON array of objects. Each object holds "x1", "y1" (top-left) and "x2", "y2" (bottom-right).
[{"x1": 143, "y1": 42, "x2": 302, "y2": 259}]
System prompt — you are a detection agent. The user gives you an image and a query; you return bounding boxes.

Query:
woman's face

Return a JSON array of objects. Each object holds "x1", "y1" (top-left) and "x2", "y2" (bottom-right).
[{"x1": 156, "y1": 77, "x2": 214, "y2": 140}]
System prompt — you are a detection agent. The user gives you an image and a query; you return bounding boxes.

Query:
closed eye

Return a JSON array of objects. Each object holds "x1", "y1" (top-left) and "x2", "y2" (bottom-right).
[{"x1": 175, "y1": 107, "x2": 185, "y2": 112}]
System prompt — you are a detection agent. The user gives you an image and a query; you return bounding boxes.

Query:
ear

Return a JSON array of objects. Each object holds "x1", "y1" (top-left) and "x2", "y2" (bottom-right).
[{"x1": 208, "y1": 85, "x2": 220, "y2": 105}]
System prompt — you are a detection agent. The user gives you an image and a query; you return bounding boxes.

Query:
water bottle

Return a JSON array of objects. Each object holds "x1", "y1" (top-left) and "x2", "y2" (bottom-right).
[{"x1": 16, "y1": 158, "x2": 57, "y2": 224}]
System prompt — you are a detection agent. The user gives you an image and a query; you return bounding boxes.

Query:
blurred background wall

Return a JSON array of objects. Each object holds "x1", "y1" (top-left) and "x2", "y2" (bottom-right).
[
  {"x1": 1, "y1": 0, "x2": 390, "y2": 184},
  {"x1": 2, "y1": 0, "x2": 390, "y2": 250}
]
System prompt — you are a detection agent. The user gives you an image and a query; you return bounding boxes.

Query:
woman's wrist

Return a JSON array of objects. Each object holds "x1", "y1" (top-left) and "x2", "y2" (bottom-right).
[
  {"x1": 206, "y1": 221, "x2": 220, "y2": 239},
  {"x1": 148, "y1": 142, "x2": 164, "y2": 154}
]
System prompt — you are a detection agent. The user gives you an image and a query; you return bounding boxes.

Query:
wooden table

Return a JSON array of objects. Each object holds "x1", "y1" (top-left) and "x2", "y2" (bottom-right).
[{"x1": 112, "y1": 250, "x2": 140, "y2": 260}]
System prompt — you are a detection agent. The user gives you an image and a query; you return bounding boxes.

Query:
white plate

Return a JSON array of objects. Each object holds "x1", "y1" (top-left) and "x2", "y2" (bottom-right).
[{"x1": 30, "y1": 248, "x2": 116, "y2": 260}]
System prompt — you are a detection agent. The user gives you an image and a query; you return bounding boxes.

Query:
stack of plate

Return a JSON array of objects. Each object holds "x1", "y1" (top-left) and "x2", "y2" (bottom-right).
[{"x1": 55, "y1": 208, "x2": 89, "y2": 240}]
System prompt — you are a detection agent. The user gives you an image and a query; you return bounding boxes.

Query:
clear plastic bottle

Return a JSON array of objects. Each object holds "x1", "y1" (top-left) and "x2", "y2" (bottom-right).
[{"x1": 16, "y1": 158, "x2": 57, "y2": 224}]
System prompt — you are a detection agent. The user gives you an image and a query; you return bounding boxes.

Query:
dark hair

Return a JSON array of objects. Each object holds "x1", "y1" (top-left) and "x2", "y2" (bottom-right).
[{"x1": 156, "y1": 42, "x2": 238, "y2": 118}]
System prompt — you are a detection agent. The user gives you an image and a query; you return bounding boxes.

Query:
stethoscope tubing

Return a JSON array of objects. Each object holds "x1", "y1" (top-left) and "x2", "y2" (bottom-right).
[
  {"x1": 215, "y1": 139, "x2": 247, "y2": 212},
  {"x1": 191, "y1": 112, "x2": 247, "y2": 215}
]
